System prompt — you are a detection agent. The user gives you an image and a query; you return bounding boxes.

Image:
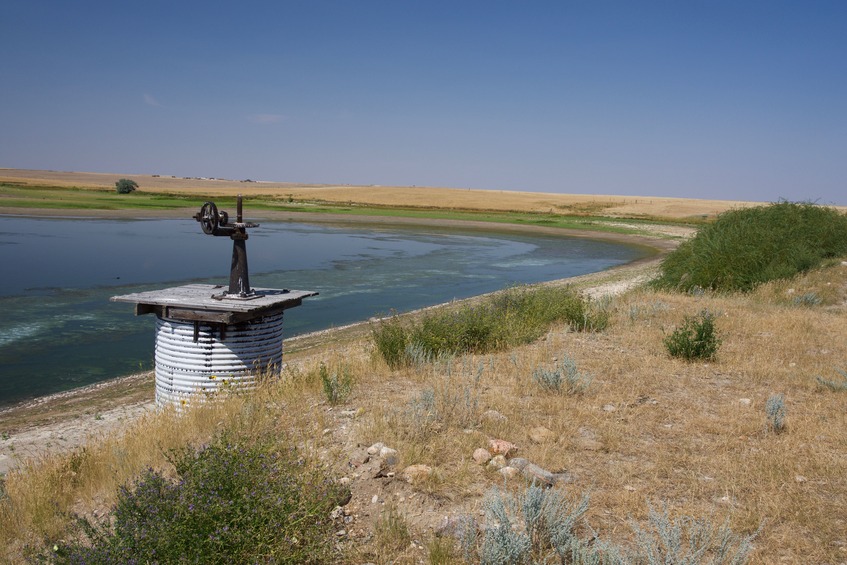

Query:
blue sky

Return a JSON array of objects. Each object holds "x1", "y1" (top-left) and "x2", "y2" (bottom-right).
[{"x1": 2, "y1": 1, "x2": 845, "y2": 204}]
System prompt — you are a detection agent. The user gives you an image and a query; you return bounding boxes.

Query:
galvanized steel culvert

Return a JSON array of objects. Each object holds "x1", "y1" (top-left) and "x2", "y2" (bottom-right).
[{"x1": 154, "y1": 312, "x2": 285, "y2": 407}]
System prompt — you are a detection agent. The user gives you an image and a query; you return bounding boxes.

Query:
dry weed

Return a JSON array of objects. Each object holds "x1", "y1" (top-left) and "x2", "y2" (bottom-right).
[{"x1": 1, "y1": 263, "x2": 845, "y2": 563}]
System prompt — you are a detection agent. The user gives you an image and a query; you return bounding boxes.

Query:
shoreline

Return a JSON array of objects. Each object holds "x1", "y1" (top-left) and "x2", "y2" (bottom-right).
[{"x1": 0, "y1": 208, "x2": 685, "y2": 474}]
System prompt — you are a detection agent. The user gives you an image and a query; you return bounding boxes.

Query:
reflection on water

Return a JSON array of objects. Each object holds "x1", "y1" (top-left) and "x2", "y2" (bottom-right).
[{"x1": 0, "y1": 217, "x2": 648, "y2": 407}]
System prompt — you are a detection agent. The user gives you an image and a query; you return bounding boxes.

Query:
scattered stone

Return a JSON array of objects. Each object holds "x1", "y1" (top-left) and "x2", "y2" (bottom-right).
[
  {"x1": 623, "y1": 485, "x2": 636, "y2": 492},
  {"x1": 795, "y1": 475, "x2": 808, "y2": 483},
  {"x1": 487, "y1": 455, "x2": 507, "y2": 470},
  {"x1": 575, "y1": 427, "x2": 602, "y2": 451},
  {"x1": 529, "y1": 426, "x2": 556, "y2": 444},
  {"x1": 367, "y1": 442, "x2": 385, "y2": 455},
  {"x1": 499, "y1": 466, "x2": 520, "y2": 479},
  {"x1": 335, "y1": 529, "x2": 346, "y2": 537},
  {"x1": 371, "y1": 494, "x2": 380, "y2": 504},
  {"x1": 508, "y1": 457, "x2": 559, "y2": 487},
  {"x1": 488, "y1": 438, "x2": 517, "y2": 456},
  {"x1": 473, "y1": 448, "x2": 492, "y2": 465},
  {"x1": 402, "y1": 464, "x2": 433, "y2": 485},
  {"x1": 349, "y1": 450, "x2": 370, "y2": 468},
  {"x1": 339, "y1": 476, "x2": 352, "y2": 486},
  {"x1": 379, "y1": 446, "x2": 398, "y2": 466},
  {"x1": 481, "y1": 409, "x2": 507, "y2": 424},
  {"x1": 603, "y1": 404, "x2": 617, "y2": 412},
  {"x1": 739, "y1": 398, "x2": 752, "y2": 406},
  {"x1": 330, "y1": 506, "x2": 346, "y2": 520}
]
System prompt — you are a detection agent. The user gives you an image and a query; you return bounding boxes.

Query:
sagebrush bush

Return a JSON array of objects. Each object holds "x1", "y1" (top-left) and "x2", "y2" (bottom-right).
[
  {"x1": 477, "y1": 484, "x2": 589, "y2": 565},
  {"x1": 472, "y1": 487, "x2": 757, "y2": 565},
  {"x1": 629, "y1": 503, "x2": 759, "y2": 564},
  {"x1": 766, "y1": 394, "x2": 786, "y2": 433},
  {"x1": 532, "y1": 354, "x2": 592, "y2": 395},
  {"x1": 653, "y1": 201, "x2": 847, "y2": 293},
  {"x1": 319, "y1": 362, "x2": 353, "y2": 405},
  {"x1": 372, "y1": 285, "x2": 607, "y2": 368},
  {"x1": 391, "y1": 359, "x2": 481, "y2": 441},
  {"x1": 664, "y1": 310, "x2": 721, "y2": 361},
  {"x1": 49, "y1": 432, "x2": 349, "y2": 564},
  {"x1": 816, "y1": 367, "x2": 847, "y2": 391}
]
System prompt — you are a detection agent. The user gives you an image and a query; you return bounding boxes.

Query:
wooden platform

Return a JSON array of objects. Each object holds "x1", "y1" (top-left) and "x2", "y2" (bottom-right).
[{"x1": 111, "y1": 284, "x2": 318, "y2": 324}]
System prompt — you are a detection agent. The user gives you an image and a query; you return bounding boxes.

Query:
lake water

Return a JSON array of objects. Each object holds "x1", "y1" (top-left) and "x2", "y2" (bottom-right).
[{"x1": 0, "y1": 216, "x2": 649, "y2": 407}]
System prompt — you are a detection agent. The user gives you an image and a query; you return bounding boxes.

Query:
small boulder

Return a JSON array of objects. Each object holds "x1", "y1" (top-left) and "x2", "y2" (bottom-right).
[
  {"x1": 402, "y1": 464, "x2": 433, "y2": 485},
  {"x1": 488, "y1": 438, "x2": 517, "y2": 457},
  {"x1": 529, "y1": 426, "x2": 556, "y2": 444},
  {"x1": 575, "y1": 427, "x2": 603, "y2": 451},
  {"x1": 379, "y1": 446, "x2": 398, "y2": 466},
  {"x1": 473, "y1": 448, "x2": 492, "y2": 465},
  {"x1": 508, "y1": 457, "x2": 559, "y2": 487},
  {"x1": 487, "y1": 455, "x2": 507, "y2": 470},
  {"x1": 367, "y1": 442, "x2": 385, "y2": 455},
  {"x1": 499, "y1": 466, "x2": 519, "y2": 480}
]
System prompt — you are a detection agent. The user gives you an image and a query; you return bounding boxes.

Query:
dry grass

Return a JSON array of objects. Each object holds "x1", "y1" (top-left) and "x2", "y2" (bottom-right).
[
  {"x1": 0, "y1": 168, "x2": 784, "y2": 220},
  {"x1": 1, "y1": 260, "x2": 845, "y2": 563}
]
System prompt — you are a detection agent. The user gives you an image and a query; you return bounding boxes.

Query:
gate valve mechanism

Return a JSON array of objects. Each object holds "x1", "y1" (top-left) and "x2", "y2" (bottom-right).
[{"x1": 193, "y1": 195, "x2": 259, "y2": 298}]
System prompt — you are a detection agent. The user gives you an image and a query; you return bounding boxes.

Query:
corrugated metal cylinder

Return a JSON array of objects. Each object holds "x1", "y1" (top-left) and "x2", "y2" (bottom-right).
[{"x1": 153, "y1": 312, "x2": 285, "y2": 407}]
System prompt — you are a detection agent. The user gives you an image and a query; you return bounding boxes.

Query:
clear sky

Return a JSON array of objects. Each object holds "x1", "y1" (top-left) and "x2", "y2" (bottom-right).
[{"x1": 2, "y1": 1, "x2": 845, "y2": 204}]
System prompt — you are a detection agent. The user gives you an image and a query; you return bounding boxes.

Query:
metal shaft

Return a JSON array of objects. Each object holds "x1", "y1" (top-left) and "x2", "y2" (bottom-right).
[{"x1": 229, "y1": 236, "x2": 250, "y2": 296}]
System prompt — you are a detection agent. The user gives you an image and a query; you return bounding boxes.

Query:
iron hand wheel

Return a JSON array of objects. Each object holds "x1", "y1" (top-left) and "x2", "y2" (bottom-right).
[{"x1": 198, "y1": 202, "x2": 219, "y2": 234}]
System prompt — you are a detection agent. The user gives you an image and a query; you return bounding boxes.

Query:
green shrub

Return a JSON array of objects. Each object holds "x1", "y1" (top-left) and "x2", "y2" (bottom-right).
[
  {"x1": 50, "y1": 432, "x2": 348, "y2": 564},
  {"x1": 372, "y1": 286, "x2": 606, "y2": 368},
  {"x1": 114, "y1": 178, "x2": 138, "y2": 194},
  {"x1": 371, "y1": 316, "x2": 409, "y2": 369},
  {"x1": 653, "y1": 201, "x2": 847, "y2": 293},
  {"x1": 664, "y1": 310, "x2": 721, "y2": 361}
]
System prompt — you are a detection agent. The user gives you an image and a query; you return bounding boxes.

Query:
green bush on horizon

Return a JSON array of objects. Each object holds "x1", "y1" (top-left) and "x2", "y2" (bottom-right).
[
  {"x1": 372, "y1": 285, "x2": 608, "y2": 368},
  {"x1": 114, "y1": 178, "x2": 138, "y2": 194},
  {"x1": 652, "y1": 201, "x2": 847, "y2": 293}
]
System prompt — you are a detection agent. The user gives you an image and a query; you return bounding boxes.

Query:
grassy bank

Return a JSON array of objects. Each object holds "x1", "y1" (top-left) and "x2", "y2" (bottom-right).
[{"x1": 1, "y1": 256, "x2": 845, "y2": 562}]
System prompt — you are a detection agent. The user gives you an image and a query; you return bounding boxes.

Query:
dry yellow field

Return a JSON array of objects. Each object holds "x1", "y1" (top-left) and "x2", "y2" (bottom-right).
[{"x1": 0, "y1": 168, "x2": 777, "y2": 219}]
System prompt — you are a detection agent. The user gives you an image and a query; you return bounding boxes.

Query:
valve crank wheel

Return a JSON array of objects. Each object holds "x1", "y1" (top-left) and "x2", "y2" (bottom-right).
[{"x1": 199, "y1": 202, "x2": 219, "y2": 234}]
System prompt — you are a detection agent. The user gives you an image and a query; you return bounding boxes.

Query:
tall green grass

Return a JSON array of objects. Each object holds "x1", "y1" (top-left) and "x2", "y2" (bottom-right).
[
  {"x1": 653, "y1": 201, "x2": 847, "y2": 293},
  {"x1": 372, "y1": 285, "x2": 608, "y2": 368}
]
